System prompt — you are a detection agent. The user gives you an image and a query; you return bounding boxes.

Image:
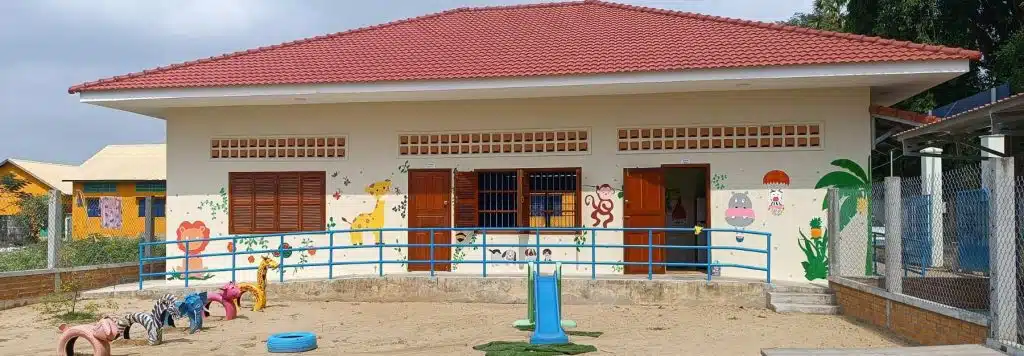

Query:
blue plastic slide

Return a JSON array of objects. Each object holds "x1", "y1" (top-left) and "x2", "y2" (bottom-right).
[{"x1": 530, "y1": 265, "x2": 569, "y2": 345}]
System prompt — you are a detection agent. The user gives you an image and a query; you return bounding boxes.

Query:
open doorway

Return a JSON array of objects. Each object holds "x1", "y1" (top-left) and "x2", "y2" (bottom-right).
[{"x1": 663, "y1": 165, "x2": 710, "y2": 272}]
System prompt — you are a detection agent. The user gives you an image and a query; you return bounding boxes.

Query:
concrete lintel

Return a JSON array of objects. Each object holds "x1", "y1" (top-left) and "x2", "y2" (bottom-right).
[{"x1": 829, "y1": 276, "x2": 990, "y2": 327}]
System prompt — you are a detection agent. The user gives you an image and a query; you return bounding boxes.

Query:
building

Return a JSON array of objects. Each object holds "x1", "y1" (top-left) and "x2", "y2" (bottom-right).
[
  {"x1": 0, "y1": 159, "x2": 74, "y2": 242},
  {"x1": 65, "y1": 144, "x2": 166, "y2": 239},
  {"x1": 67, "y1": 1, "x2": 980, "y2": 283}
]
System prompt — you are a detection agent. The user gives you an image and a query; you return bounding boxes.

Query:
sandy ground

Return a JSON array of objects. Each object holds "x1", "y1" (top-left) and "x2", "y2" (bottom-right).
[{"x1": 0, "y1": 297, "x2": 905, "y2": 356}]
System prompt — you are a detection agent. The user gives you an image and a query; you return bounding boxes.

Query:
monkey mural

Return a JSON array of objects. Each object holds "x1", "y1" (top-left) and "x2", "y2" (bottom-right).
[{"x1": 585, "y1": 184, "x2": 616, "y2": 228}]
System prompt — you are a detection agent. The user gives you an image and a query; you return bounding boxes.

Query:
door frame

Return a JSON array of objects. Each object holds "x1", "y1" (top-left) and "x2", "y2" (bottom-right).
[
  {"x1": 407, "y1": 169, "x2": 453, "y2": 272},
  {"x1": 660, "y1": 163, "x2": 712, "y2": 271},
  {"x1": 660, "y1": 163, "x2": 711, "y2": 230}
]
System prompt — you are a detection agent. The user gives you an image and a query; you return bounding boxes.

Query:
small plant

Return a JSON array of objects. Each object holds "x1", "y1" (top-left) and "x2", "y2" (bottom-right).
[
  {"x1": 451, "y1": 231, "x2": 478, "y2": 271},
  {"x1": 611, "y1": 261, "x2": 624, "y2": 273},
  {"x1": 392, "y1": 238, "x2": 407, "y2": 268},
  {"x1": 798, "y1": 217, "x2": 829, "y2": 281}
]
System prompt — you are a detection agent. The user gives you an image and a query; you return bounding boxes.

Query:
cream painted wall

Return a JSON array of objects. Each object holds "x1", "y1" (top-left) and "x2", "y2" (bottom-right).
[{"x1": 163, "y1": 87, "x2": 871, "y2": 284}]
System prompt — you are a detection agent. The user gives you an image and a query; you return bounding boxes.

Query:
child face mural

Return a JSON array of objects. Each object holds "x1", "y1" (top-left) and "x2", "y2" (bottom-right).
[{"x1": 762, "y1": 170, "x2": 790, "y2": 216}]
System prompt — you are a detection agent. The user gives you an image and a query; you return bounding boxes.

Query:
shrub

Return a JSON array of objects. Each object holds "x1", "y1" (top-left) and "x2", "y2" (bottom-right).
[{"x1": 0, "y1": 236, "x2": 166, "y2": 272}]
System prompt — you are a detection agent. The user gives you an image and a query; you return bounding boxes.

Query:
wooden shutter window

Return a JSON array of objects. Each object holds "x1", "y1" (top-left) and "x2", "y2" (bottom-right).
[
  {"x1": 453, "y1": 171, "x2": 478, "y2": 228},
  {"x1": 300, "y1": 173, "x2": 326, "y2": 231},
  {"x1": 253, "y1": 174, "x2": 278, "y2": 232},
  {"x1": 229, "y1": 174, "x2": 255, "y2": 234},
  {"x1": 277, "y1": 173, "x2": 301, "y2": 232},
  {"x1": 228, "y1": 171, "x2": 326, "y2": 234}
]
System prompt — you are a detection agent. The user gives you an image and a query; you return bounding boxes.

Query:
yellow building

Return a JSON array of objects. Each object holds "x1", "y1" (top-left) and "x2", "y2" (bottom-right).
[
  {"x1": 66, "y1": 145, "x2": 166, "y2": 239},
  {"x1": 0, "y1": 159, "x2": 74, "y2": 241}
]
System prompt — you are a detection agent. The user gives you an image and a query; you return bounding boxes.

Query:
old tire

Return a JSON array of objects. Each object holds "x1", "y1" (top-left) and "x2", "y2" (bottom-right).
[{"x1": 267, "y1": 332, "x2": 317, "y2": 353}]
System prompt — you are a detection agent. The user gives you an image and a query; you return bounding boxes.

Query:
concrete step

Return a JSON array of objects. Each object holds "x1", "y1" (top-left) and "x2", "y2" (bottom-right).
[
  {"x1": 769, "y1": 303, "x2": 840, "y2": 315},
  {"x1": 768, "y1": 284, "x2": 832, "y2": 294},
  {"x1": 768, "y1": 292, "x2": 836, "y2": 305}
]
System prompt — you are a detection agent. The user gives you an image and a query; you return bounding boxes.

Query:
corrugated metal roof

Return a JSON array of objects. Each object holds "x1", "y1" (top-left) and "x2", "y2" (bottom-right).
[
  {"x1": 67, "y1": 144, "x2": 166, "y2": 182},
  {"x1": 1, "y1": 159, "x2": 76, "y2": 193}
]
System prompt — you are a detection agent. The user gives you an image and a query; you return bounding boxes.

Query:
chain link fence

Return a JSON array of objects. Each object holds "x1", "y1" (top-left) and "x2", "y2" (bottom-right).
[
  {"x1": 831, "y1": 157, "x2": 1022, "y2": 344},
  {"x1": 0, "y1": 191, "x2": 165, "y2": 272}
]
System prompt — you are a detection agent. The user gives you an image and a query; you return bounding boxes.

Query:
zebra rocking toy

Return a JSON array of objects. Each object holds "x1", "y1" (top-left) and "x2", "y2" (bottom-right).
[{"x1": 116, "y1": 294, "x2": 180, "y2": 346}]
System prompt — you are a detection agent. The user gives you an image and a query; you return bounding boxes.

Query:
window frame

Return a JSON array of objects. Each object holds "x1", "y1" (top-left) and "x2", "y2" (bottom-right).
[
  {"x1": 469, "y1": 167, "x2": 582, "y2": 234},
  {"x1": 227, "y1": 171, "x2": 326, "y2": 235},
  {"x1": 83, "y1": 182, "x2": 117, "y2": 193},
  {"x1": 136, "y1": 197, "x2": 167, "y2": 218},
  {"x1": 85, "y1": 198, "x2": 101, "y2": 217}
]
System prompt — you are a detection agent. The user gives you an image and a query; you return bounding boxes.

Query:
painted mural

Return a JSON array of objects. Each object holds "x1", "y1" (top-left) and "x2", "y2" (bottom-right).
[
  {"x1": 724, "y1": 192, "x2": 755, "y2": 243},
  {"x1": 797, "y1": 217, "x2": 829, "y2": 280},
  {"x1": 814, "y1": 158, "x2": 872, "y2": 274},
  {"x1": 711, "y1": 173, "x2": 728, "y2": 190},
  {"x1": 584, "y1": 184, "x2": 616, "y2": 228},
  {"x1": 340, "y1": 179, "x2": 392, "y2": 245},
  {"x1": 452, "y1": 230, "x2": 479, "y2": 271},
  {"x1": 763, "y1": 170, "x2": 790, "y2": 216},
  {"x1": 169, "y1": 221, "x2": 215, "y2": 280},
  {"x1": 196, "y1": 188, "x2": 229, "y2": 220}
]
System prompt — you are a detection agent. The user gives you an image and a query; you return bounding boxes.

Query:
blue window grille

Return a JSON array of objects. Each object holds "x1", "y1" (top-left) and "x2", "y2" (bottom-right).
[
  {"x1": 83, "y1": 182, "x2": 117, "y2": 193},
  {"x1": 478, "y1": 171, "x2": 519, "y2": 228},
  {"x1": 137, "y1": 197, "x2": 166, "y2": 217},
  {"x1": 86, "y1": 198, "x2": 101, "y2": 217},
  {"x1": 135, "y1": 182, "x2": 166, "y2": 193}
]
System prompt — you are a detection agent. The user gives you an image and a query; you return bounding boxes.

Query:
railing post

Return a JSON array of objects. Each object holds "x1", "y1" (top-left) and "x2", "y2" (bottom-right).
[
  {"x1": 278, "y1": 235, "x2": 285, "y2": 283},
  {"x1": 328, "y1": 232, "x2": 334, "y2": 280},
  {"x1": 429, "y1": 229, "x2": 435, "y2": 278},
  {"x1": 230, "y1": 236, "x2": 237, "y2": 283},
  {"x1": 766, "y1": 233, "x2": 772, "y2": 284},
  {"x1": 184, "y1": 237, "x2": 190, "y2": 288},
  {"x1": 647, "y1": 229, "x2": 653, "y2": 280},
  {"x1": 590, "y1": 229, "x2": 596, "y2": 280},
  {"x1": 481, "y1": 230, "x2": 488, "y2": 278},
  {"x1": 706, "y1": 229, "x2": 712, "y2": 284},
  {"x1": 535, "y1": 229, "x2": 541, "y2": 265},
  {"x1": 138, "y1": 243, "x2": 144, "y2": 291},
  {"x1": 378, "y1": 238, "x2": 384, "y2": 277}
]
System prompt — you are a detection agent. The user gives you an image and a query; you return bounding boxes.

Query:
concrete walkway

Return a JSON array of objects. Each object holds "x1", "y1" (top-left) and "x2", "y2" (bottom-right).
[{"x1": 762, "y1": 344, "x2": 1004, "y2": 356}]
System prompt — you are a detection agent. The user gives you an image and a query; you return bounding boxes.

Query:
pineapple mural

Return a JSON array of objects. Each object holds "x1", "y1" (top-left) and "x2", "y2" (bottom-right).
[{"x1": 798, "y1": 217, "x2": 829, "y2": 281}]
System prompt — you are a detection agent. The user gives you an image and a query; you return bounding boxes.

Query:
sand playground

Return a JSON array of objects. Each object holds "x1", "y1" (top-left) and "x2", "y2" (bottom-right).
[{"x1": 3, "y1": 296, "x2": 905, "y2": 356}]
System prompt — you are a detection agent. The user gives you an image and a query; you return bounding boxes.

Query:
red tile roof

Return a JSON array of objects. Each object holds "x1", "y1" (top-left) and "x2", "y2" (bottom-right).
[
  {"x1": 68, "y1": 0, "x2": 981, "y2": 94},
  {"x1": 869, "y1": 105, "x2": 941, "y2": 125}
]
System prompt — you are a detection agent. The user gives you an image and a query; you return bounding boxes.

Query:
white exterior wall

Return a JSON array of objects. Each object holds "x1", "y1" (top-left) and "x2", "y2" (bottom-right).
[{"x1": 164, "y1": 87, "x2": 870, "y2": 284}]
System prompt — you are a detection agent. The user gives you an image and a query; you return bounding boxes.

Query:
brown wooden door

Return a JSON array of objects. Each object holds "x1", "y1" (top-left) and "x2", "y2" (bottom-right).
[
  {"x1": 623, "y1": 168, "x2": 666, "y2": 275},
  {"x1": 408, "y1": 170, "x2": 452, "y2": 272}
]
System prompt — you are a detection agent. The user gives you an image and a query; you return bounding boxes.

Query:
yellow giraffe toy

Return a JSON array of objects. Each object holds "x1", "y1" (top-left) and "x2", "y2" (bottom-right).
[
  {"x1": 342, "y1": 179, "x2": 391, "y2": 245},
  {"x1": 236, "y1": 256, "x2": 279, "y2": 312}
]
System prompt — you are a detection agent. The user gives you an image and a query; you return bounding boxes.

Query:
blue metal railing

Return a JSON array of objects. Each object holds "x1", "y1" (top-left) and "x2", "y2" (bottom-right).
[{"x1": 137, "y1": 227, "x2": 771, "y2": 290}]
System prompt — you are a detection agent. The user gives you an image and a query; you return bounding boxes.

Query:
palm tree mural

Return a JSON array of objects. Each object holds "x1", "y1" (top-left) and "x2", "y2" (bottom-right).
[{"x1": 814, "y1": 158, "x2": 873, "y2": 275}]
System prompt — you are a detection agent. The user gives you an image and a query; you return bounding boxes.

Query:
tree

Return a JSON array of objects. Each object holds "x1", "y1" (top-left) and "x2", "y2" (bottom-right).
[{"x1": 993, "y1": 29, "x2": 1024, "y2": 92}]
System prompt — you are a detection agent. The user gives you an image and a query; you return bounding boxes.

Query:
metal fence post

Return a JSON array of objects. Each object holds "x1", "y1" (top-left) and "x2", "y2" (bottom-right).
[
  {"x1": 883, "y1": 177, "x2": 903, "y2": 294},
  {"x1": 826, "y1": 188, "x2": 841, "y2": 277},
  {"x1": 986, "y1": 157, "x2": 1017, "y2": 342},
  {"x1": 46, "y1": 190, "x2": 61, "y2": 269},
  {"x1": 143, "y1": 196, "x2": 154, "y2": 258}
]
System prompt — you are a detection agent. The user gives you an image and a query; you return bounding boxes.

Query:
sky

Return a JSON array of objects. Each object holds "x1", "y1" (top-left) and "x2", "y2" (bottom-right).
[{"x1": 0, "y1": 0, "x2": 814, "y2": 165}]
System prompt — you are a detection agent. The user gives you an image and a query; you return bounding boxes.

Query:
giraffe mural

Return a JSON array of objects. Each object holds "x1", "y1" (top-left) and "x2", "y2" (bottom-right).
[{"x1": 341, "y1": 179, "x2": 392, "y2": 245}]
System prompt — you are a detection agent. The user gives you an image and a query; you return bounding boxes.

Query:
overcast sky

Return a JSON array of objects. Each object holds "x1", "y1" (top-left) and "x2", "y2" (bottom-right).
[{"x1": 0, "y1": 0, "x2": 813, "y2": 164}]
